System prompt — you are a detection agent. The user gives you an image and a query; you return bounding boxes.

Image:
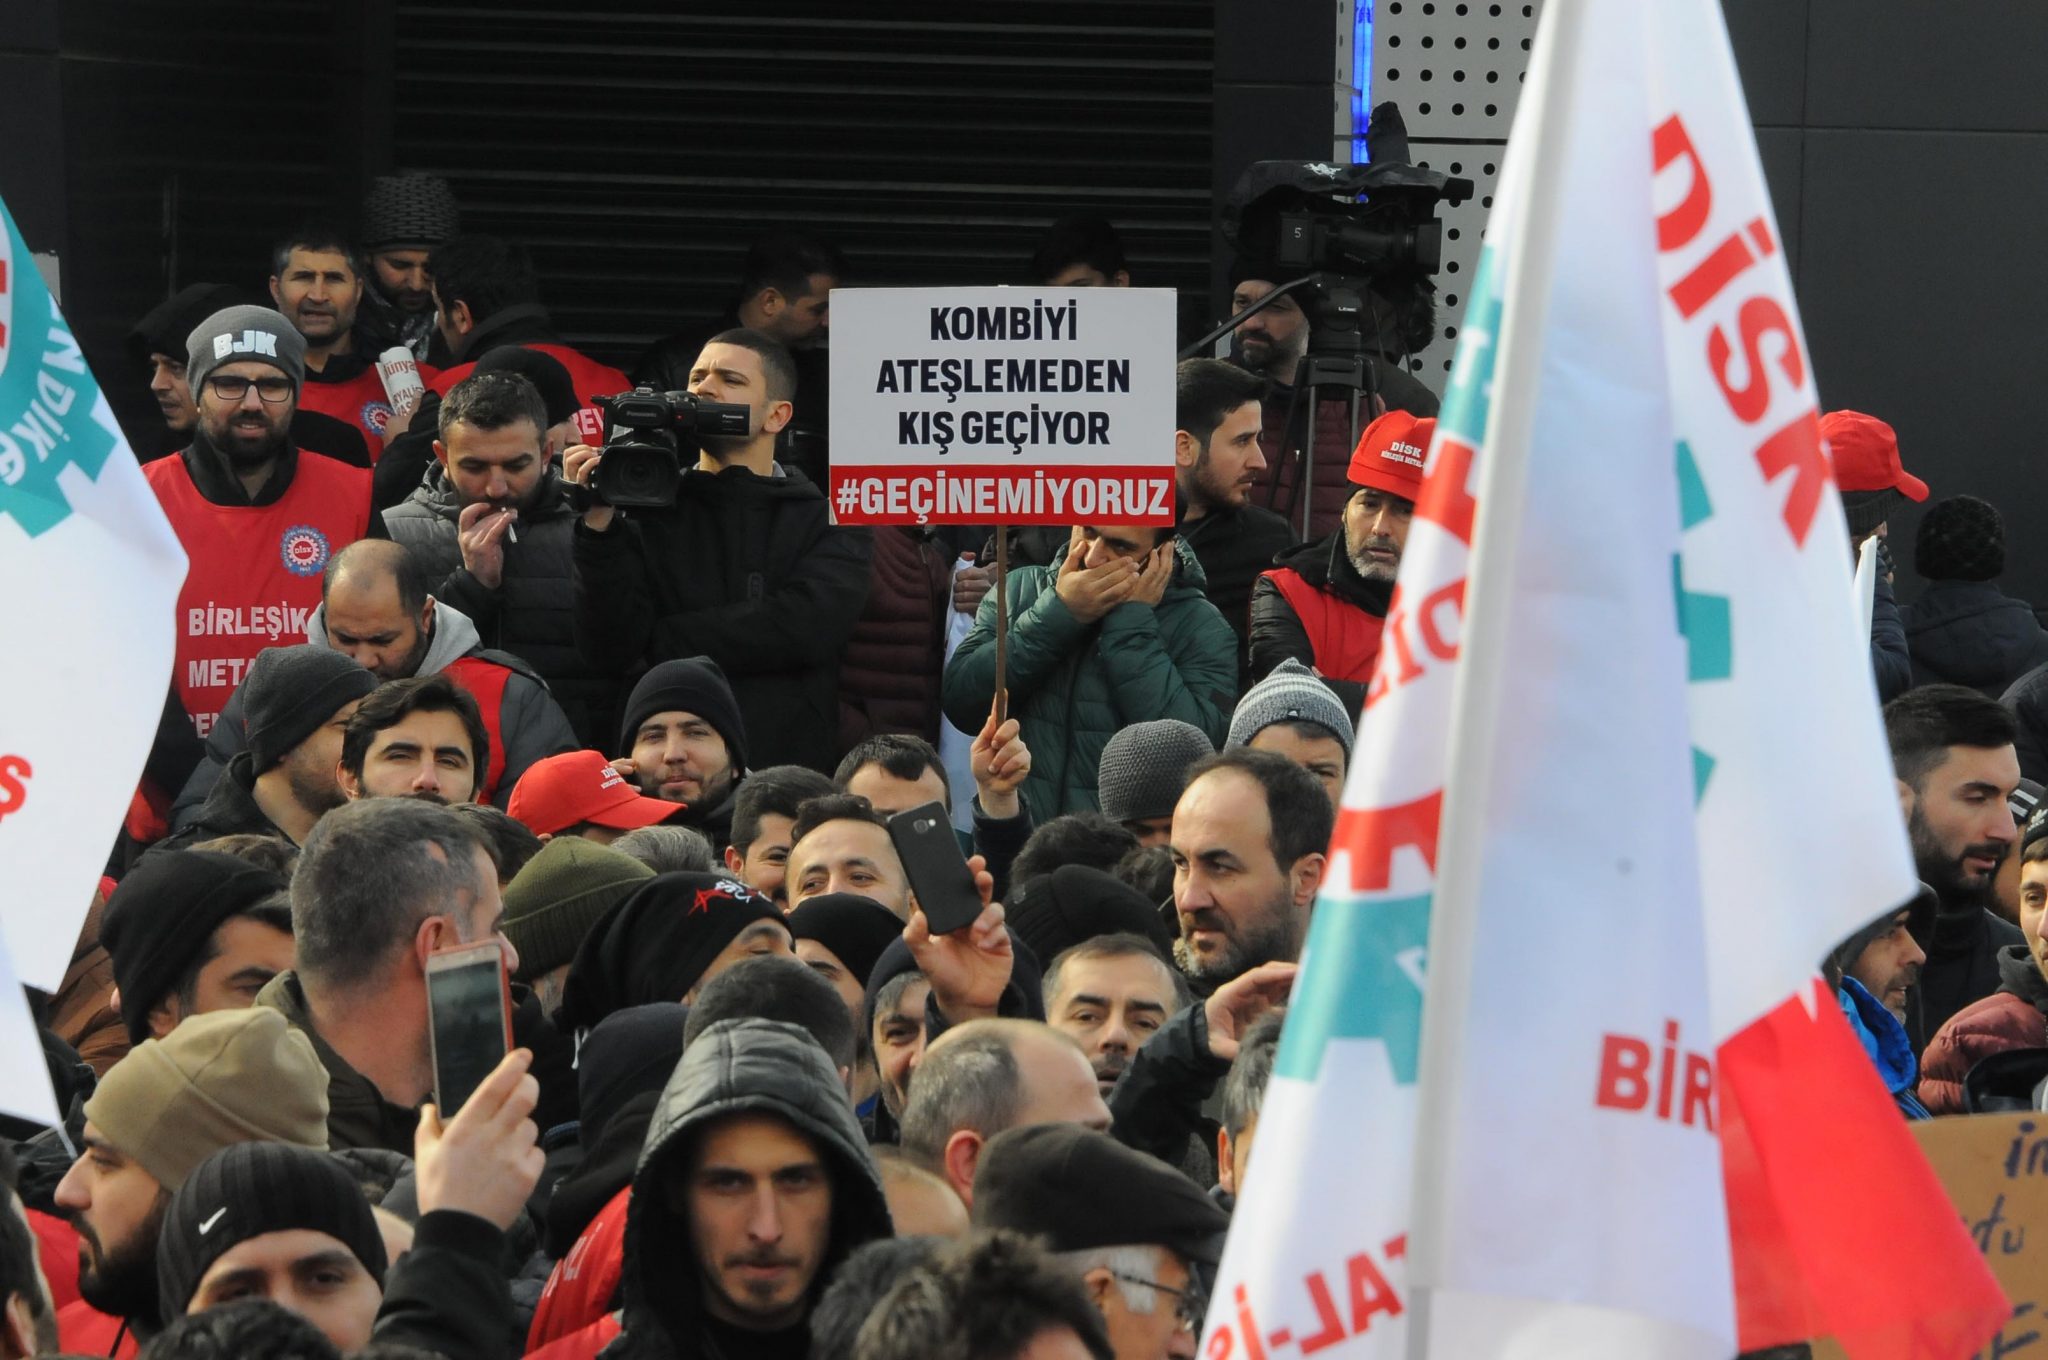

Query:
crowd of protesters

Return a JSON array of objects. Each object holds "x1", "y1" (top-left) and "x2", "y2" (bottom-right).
[{"x1": 0, "y1": 172, "x2": 2024, "y2": 1360}]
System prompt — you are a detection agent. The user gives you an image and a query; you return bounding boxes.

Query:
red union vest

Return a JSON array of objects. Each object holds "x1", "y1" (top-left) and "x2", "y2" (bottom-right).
[
  {"x1": 432, "y1": 342, "x2": 630, "y2": 446},
  {"x1": 1262, "y1": 566, "x2": 1388, "y2": 683},
  {"x1": 146, "y1": 452, "x2": 372, "y2": 737},
  {"x1": 298, "y1": 360, "x2": 406, "y2": 461},
  {"x1": 442, "y1": 654, "x2": 513, "y2": 801}
]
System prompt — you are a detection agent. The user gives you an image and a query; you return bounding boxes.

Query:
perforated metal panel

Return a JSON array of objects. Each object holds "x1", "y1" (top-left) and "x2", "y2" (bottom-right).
[{"x1": 1370, "y1": 0, "x2": 1540, "y2": 381}]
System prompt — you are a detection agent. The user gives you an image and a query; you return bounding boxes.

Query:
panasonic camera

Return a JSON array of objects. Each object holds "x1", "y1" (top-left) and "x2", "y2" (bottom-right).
[{"x1": 588, "y1": 387, "x2": 753, "y2": 509}]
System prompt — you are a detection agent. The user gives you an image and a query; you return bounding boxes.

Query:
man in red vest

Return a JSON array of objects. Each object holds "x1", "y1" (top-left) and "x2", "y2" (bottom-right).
[
  {"x1": 269, "y1": 223, "x2": 415, "y2": 463},
  {"x1": 168, "y1": 540, "x2": 576, "y2": 822},
  {"x1": 144, "y1": 305, "x2": 375, "y2": 744},
  {"x1": 423, "y1": 234, "x2": 629, "y2": 442},
  {"x1": 1246, "y1": 409, "x2": 1429, "y2": 714}
]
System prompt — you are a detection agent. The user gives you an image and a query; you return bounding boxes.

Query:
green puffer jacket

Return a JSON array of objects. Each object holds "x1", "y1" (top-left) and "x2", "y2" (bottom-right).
[{"x1": 942, "y1": 538, "x2": 1239, "y2": 821}]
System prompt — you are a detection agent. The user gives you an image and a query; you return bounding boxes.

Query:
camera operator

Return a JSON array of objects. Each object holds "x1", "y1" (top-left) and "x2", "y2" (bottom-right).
[
  {"x1": 1228, "y1": 260, "x2": 1441, "y2": 541},
  {"x1": 567, "y1": 328, "x2": 873, "y2": 776}
]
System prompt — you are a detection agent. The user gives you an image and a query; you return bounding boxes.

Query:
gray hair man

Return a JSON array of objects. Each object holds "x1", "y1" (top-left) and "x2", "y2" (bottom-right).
[
  {"x1": 257, "y1": 798, "x2": 515, "y2": 1153},
  {"x1": 972, "y1": 1122, "x2": 1228, "y2": 1360}
]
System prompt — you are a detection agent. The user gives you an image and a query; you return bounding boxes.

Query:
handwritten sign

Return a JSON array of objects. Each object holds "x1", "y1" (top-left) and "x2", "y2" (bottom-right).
[
  {"x1": 1813, "y1": 1114, "x2": 2029, "y2": 1359},
  {"x1": 827, "y1": 287, "x2": 1175, "y2": 526}
]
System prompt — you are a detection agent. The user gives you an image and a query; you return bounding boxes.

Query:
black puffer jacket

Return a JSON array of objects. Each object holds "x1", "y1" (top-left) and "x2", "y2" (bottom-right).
[
  {"x1": 573, "y1": 465, "x2": 873, "y2": 775},
  {"x1": 601, "y1": 1018, "x2": 893, "y2": 1359},
  {"x1": 384, "y1": 464, "x2": 618, "y2": 746},
  {"x1": 1904, "y1": 579, "x2": 2048, "y2": 698}
]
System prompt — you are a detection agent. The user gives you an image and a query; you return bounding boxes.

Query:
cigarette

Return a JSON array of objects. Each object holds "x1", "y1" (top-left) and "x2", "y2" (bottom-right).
[{"x1": 506, "y1": 515, "x2": 518, "y2": 545}]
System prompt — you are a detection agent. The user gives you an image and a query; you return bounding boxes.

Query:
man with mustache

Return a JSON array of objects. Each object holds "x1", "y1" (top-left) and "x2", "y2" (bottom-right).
[
  {"x1": 534, "y1": 1018, "x2": 892, "y2": 1360},
  {"x1": 269, "y1": 225, "x2": 396, "y2": 462},
  {"x1": 337, "y1": 675, "x2": 488, "y2": 806},
  {"x1": 1886, "y1": 684, "x2": 2027, "y2": 1049},
  {"x1": 1042, "y1": 934, "x2": 1190, "y2": 1102},
  {"x1": 1248, "y1": 409, "x2": 1429, "y2": 712},
  {"x1": 1170, "y1": 359, "x2": 1291, "y2": 650},
  {"x1": 143, "y1": 306, "x2": 374, "y2": 747}
]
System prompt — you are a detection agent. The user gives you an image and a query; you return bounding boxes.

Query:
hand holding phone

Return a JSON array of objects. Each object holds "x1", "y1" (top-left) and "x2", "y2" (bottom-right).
[
  {"x1": 888, "y1": 802, "x2": 983, "y2": 936},
  {"x1": 415, "y1": 1048, "x2": 543, "y2": 1232}
]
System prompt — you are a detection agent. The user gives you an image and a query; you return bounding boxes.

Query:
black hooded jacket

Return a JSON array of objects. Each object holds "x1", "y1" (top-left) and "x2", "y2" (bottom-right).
[
  {"x1": 601, "y1": 1018, "x2": 893, "y2": 1359},
  {"x1": 573, "y1": 465, "x2": 873, "y2": 774}
]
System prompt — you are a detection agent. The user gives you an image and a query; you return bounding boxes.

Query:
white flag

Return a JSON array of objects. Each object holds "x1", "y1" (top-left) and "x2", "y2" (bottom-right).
[
  {"x1": 0, "y1": 194, "x2": 188, "y2": 1002},
  {"x1": 1204, "y1": 0, "x2": 2004, "y2": 1355}
]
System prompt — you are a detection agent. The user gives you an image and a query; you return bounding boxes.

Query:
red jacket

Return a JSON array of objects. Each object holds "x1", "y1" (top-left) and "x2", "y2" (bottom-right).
[
  {"x1": 838, "y1": 526, "x2": 955, "y2": 752},
  {"x1": 1258, "y1": 564, "x2": 1386, "y2": 684},
  {"x1": 1920, "y1": 988, "x2": 2047, "y2": 1115},
  {"x1": 527, "y1": 1185, "x2": 630, "y2": 1353}
]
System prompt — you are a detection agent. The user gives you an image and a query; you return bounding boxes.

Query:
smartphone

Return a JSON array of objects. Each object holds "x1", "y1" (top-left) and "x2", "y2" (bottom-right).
[
  {"x1": 424, "y1": 941, "x2": 513, "y2": 1117},
  {"x1": 888, "y1": 801, "x2": 984, "y2": 936}
]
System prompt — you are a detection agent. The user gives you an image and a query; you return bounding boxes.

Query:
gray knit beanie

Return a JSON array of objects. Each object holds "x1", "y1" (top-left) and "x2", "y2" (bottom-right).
[
  {"x1": 1227, "y1": 659, "x2": 1356, "y2": 757},
  {"x1": 1096, "y1": 720, "x2": 1215, "y2": 823},
  {"x1": 185, "y1": 305, "x2": 307, "y2": 399}
]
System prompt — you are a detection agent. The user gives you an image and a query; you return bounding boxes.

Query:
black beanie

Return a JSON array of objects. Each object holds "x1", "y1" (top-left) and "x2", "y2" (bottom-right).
[
  {"x1": 157, "y1": 1142, "x2": 387, "y2": 1326},
  {"x1": 1008, "y1": 865, "x2": 1177, "y2": 966},
  {"x1": 474, "y1": 345, "x2": 581, "y2": 427},
  {"x1": 127, "y1": 283, "x2": 246, "y2": 367},
  {"x1": 617, "y1": 657, "x2": 749, "y2": 774},
  {"x1": 1914, "y1": 494, "x2": 2006, "y2": 583},
  {"x1": 360, "y1": 174, "x2": 460, "y2": 252},
  {"x1": 242, "y1": 645, "x2": 380, "y2": 770},
  {"x1": 555, "y1": 873, "x2": 783, "y2": 1033},
  {"x1": 787, "y1": 894, "x2": 905, "y2": 991},
  {"x1": 575, "y1": 1002, "x2": 686, "y2": 1153},
  {"x1": 100, "y1": 852, "x2": 287, "y2": 1044}
]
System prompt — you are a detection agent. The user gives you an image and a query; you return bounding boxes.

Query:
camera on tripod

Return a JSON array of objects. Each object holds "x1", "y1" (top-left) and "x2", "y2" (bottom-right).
[{"x1": 588, "y1": 387, "x2": 753, "y2": 509}]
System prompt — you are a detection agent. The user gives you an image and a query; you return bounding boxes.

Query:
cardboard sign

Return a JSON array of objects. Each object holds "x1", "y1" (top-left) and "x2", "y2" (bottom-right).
[
  {"x1": 827, "y1": 287, "x2": 1175, "y2": 526},
  {"x1": 1812, "y1": 1113, "x2": 2027, "y2": 1358}
]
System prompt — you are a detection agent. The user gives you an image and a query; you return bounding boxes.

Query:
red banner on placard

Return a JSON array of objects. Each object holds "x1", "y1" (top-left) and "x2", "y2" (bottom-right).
[{"x1": 826, "y1": 465, "x2": 1173, "y2": 526}]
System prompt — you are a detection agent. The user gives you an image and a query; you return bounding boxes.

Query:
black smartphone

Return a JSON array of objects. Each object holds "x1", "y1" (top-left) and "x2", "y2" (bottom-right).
[
  {"x1": 424, "y1": 942, "x2": 512, "y2": 1117},
  {"x1": 888, "y1": 801, "x2": 984, "y2": 936}
]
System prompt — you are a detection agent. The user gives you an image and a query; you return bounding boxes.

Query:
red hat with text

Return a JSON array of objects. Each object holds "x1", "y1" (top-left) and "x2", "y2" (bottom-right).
[
  {"x1": 507, "y1": 750, "x2": 680, "y2": 837},
  {"x1": 1347, "y1": 410, "x2": 1432, "y2": 502}
]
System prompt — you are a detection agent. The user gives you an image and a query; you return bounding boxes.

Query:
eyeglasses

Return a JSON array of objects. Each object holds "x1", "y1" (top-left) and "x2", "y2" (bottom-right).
[
  {"x1": 1107, "y1": 1272, "x2": 1206, "y2": 1335},
  {"x1": 205, "y1": 374, "x2": 295, "y2": 403}
]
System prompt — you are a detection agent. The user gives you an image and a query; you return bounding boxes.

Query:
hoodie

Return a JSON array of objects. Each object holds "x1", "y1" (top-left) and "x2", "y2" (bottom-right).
[
  {"x1": 598, "y1": 1018, "x2": 893, "y2": 1360},
  {"x1": 1903, "y1": 579, "x2": 2048, "y2": 698},
  {"x1": 169, "y1": 599, "x2": 577, "y2": 821}
]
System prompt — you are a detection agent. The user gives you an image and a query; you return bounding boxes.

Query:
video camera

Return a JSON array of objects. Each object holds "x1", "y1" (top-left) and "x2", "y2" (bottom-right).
[
  {"x1": 588, "y1": 387, "x2": 753, "y2": 509},
  {"x1": 1224, "y1": 104, "x2": 1472, "y2": 286}
]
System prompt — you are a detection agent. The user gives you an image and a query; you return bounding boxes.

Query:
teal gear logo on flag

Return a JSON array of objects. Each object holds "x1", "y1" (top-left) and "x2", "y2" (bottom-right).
[
  {"x1": 1674, "y1": 440, "x2": 1733, "y2": 800},
  {"x1": 1273, "y1": 242, "x2": 1508, "y2": 1092},
  {"x1": 0, "y1": 200, "x2": 121, "y2": 539}
]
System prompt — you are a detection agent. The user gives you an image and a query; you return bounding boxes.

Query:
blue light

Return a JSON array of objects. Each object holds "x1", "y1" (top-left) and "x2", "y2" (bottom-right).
[{"x1": 1352, "y1": 0, "x2": 1376, "y2": 163}]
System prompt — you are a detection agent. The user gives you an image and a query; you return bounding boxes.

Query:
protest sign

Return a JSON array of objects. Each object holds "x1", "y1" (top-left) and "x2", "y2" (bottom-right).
[{"x1": 827, "y1": 287, "x2": 1175, "y2": 526}]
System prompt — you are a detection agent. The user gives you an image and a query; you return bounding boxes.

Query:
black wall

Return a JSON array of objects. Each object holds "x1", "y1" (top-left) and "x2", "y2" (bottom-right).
[{"x1": 1723, "y1": 0, "x2": 2048, "y2": 606}]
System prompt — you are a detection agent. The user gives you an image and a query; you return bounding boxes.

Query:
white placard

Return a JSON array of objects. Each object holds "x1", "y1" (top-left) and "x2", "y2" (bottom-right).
[{"x1": 827, "y1": 287, "x2": 1176, "y2": 526}]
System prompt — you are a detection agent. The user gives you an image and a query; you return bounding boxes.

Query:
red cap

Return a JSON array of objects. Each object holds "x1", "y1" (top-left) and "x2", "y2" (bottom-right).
[
  {"x1": 1347, "y1": 410, "x2": 1432, "y2": 501},
  {"x1": 507, "y1": 750, "x2": 680, "y2": 837},
  {"x1": 1820, "y1": 410, "x2": 1928, "y2": 501}
]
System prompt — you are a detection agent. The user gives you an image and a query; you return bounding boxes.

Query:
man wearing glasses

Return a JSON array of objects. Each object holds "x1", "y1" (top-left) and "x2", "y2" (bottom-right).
[
  {"x1": 144, "y1": 305, "x2": 377, "y2": 741},
  {"x1": 973, "y1": 1122, "x2": 1228, "y2": 1360}
]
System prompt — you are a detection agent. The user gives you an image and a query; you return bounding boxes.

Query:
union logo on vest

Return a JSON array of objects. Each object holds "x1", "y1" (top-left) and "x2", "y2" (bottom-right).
[
  {"x1": 361, "y1": 400, "x2": 395, "y2": 436},
  {"x1": 279, "y1": 524, "x2": 332, "y2": 577}
]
